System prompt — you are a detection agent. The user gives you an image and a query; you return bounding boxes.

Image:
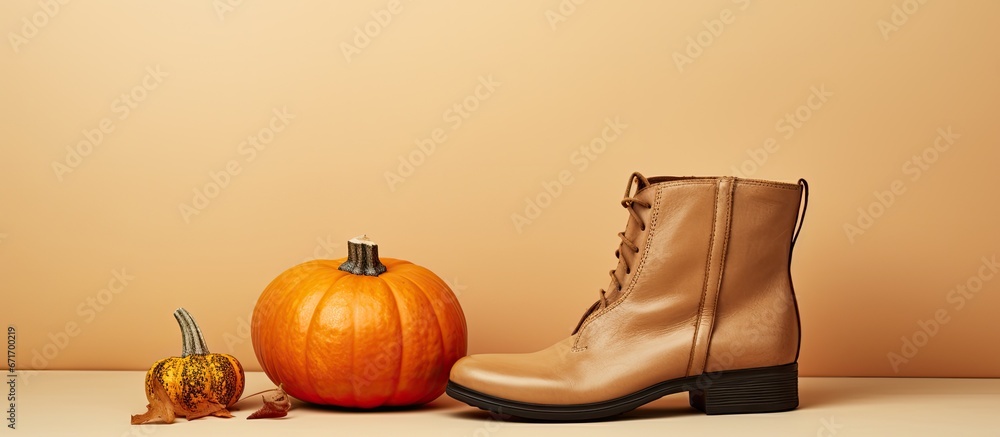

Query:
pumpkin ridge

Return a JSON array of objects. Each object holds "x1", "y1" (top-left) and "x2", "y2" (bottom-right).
[
  {"x1": 212, "y1": 357, "x2": 221, "y2": 405},
  {"x1": 380, "y1": 258, "x2": 412, "y2": 269},
  {"x1": 203, "y1": 356, "x2": 217, "y2": 410},
  {"x1": 211, "y1": 354, "x2": 240, "y2": 406},
  {"x1": 410, "y1": 277, "x2": 451, "y2": 404},
  {"x1": 317, "y1": 258, "x2": 348, "y2": 272},
  {"x1": 407, "y1": 266, "x2": 466, "y2": 357},
  {"x1": 384, "y1": 271, "x2": 446, "y2": 403},
  {"x1": 403, "y1": 266, "x2": 468, "y2": 403},
  {"x1": 265, "y1": 266, "x2": 341, "y2": 390},
  {"x1": 145, "y1": 358, "x2": 170, "y2": 401},
  {"x1": 230, "y1": 355, "x2": 245, "y2": 406},
  {"x1": 255, "y1": 263, "x2": 323, "y2": 380},
  {"x1": 384, "y1": 262, "x2": 420, "y2": 273},
  {"x1": 347, "y1": 277, "x2": 360, "y2": 406},
  {"x1": 380, "y1": 274, "x2": 406, "y2": 405},
  {"x1": 226, "y1": 356, "x2": 241, "y2": 405},
  {"x1": 180, "y1": 357, "x2": 195, "y2": 414},
  {"x1": 302, "y1": 274, "x2": 353, "y2": 405}
]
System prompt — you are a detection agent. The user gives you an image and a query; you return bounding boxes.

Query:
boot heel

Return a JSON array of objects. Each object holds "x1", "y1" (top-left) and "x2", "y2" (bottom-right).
[{"x1": 687, "y1": 363, "x2": 798, "y2": 415}]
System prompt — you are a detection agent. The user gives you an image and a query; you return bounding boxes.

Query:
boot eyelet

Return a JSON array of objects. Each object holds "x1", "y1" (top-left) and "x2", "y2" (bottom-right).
[
  {"x1": 640, "y1": 225, "x2": 646, "y2": 231},
  {"x1": 626, "y1": 267, "x2": 631, "y2": 274}
]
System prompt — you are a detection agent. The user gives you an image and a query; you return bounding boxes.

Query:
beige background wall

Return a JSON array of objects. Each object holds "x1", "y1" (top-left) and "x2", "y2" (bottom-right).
[{"x1": 2, "y1": 1, "x2": 998, "y2": 377}]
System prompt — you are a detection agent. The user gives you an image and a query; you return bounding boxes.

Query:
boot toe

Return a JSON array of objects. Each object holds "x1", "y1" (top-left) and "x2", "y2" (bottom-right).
[{"x1": 449, "y1": 353, "x2": 565, "y2": 403}]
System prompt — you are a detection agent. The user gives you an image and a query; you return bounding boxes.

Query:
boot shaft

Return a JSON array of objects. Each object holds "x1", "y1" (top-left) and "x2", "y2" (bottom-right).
[
  {"x1": 579, "y1": 176, "x2": 805, "y2": 375},
  {"x1": 699, "y1": 178, "x2": 804, "y2": 374}
]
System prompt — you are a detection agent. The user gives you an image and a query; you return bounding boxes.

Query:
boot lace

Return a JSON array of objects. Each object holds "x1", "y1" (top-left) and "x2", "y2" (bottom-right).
[{"x1": 599, "y1": 172, "x2": 651, "y2": 306}]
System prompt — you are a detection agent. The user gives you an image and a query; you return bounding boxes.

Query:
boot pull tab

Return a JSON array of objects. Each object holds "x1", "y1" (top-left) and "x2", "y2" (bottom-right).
[{"x1": 791, "y1": 178, "x2": 809, "y2": 250}]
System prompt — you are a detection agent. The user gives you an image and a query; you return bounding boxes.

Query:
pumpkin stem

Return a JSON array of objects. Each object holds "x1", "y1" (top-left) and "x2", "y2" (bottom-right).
[
  {"x1": 174, "y1": 308, "x2": 210, "y2": 356},
  {"x1": 338, "y1": 235, "x2": 387, "y2": 276}
]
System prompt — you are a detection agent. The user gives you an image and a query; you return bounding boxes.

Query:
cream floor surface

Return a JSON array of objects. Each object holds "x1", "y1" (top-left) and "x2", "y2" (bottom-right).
[{"x1": 7, "y1": 371, "x2": 998, "y2": 436}]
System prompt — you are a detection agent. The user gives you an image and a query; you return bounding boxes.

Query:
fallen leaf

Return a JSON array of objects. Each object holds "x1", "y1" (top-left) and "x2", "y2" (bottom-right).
[
  {"x1": 130, "y1": 378, "x2": 175, "y2": 425},
  {"x1": 247, "y1": 384, "x2": 291, "y2": 419},
  {"x1": 185, "y1": 399, "x2": 231, "y2": 420},
  {"x1": 211, "y1": 409, "x2": 234, "y2": 418}
]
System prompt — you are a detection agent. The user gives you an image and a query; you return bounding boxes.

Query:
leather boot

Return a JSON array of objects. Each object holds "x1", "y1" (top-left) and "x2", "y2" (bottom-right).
[{"x1": 447, "y1": 173, "x2": 809, "y2": 421}]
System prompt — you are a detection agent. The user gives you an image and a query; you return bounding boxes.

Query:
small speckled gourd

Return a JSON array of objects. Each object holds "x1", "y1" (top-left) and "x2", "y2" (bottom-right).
[{"x1": 144, "y1": 308, "x2": 245, "y2": 416}]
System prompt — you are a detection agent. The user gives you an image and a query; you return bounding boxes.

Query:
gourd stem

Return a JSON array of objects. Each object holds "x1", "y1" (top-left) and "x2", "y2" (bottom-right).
[
  {"x1": 174, "y1": 308, "x2": 210, "y2": 357},
  {"x1": 338, "y1": 235, "x2": 387, "y2": 276}
]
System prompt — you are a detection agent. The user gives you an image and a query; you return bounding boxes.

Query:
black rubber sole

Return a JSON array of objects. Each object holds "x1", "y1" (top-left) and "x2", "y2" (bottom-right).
[{"x1": 446, "y1": 363, "x2": 798, "y2": 421}]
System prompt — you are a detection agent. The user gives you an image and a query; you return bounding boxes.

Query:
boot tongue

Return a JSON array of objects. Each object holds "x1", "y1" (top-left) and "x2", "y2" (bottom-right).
[{"x1": 600, "y1": 172, "x2": 651, "y2": 307}]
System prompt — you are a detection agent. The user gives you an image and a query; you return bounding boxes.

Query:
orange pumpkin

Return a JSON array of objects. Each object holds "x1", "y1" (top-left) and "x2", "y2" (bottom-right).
[{"x1": 251, "y1": 236, "x2": 467, "y2": 408}]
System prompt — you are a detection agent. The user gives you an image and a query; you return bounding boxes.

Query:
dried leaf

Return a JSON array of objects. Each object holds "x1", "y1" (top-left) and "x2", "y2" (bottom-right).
[
  {"x1": 130, "y1": 378, "x2": 175, "y2": 425},
  {"x1": 211, "y1": 409, "x2": 234, "y2": 418},
  {"x1": 185, "y1": 399, "x2": 231, "y2": 420},
  {"x1": 247, "y1": 384, "x2": 291, "y2": 419}
]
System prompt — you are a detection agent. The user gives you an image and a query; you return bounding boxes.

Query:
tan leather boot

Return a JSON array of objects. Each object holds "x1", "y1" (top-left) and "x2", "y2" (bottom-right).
[{"x1": 447, "y1": 173, "x2": 809, "y2": 421}]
